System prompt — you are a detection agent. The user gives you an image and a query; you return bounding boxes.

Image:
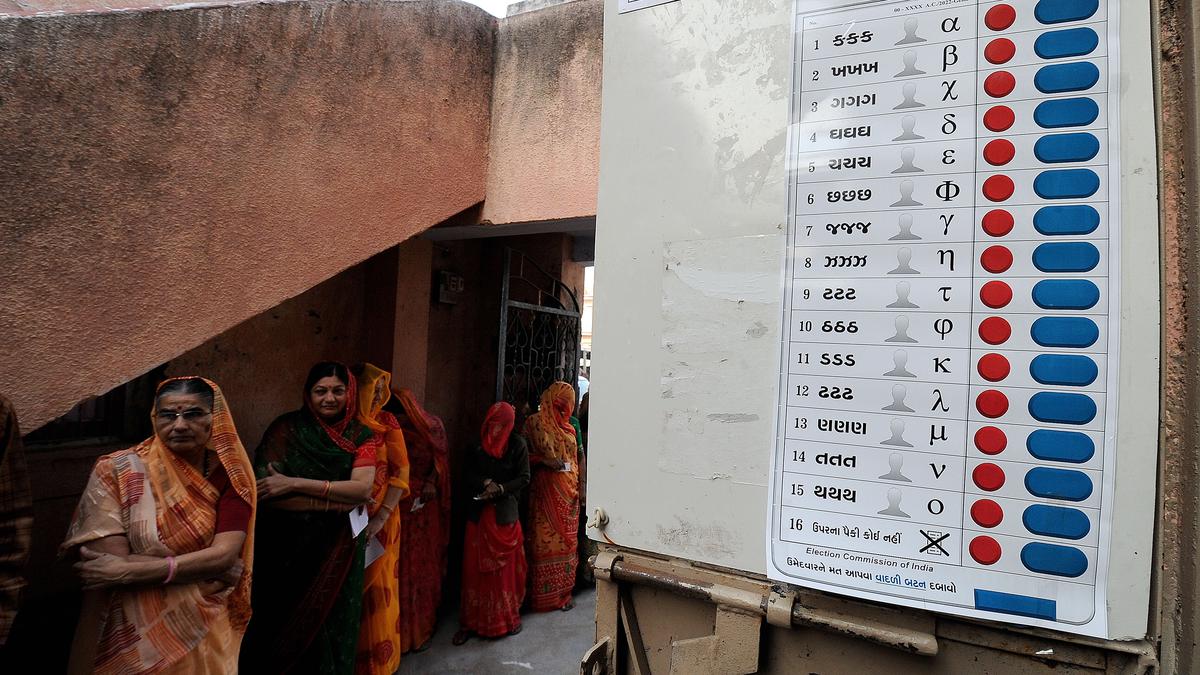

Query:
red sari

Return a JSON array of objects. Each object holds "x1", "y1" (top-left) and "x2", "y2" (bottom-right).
[
  {"x1": 522, "y1": 382, "x2": 580, "y2": 612},
  {"x1": 391, "y1": 389, "x2": 451, "y2": 653},
  {"x1": 459, "y1": 403, "x2": 528, "y2": 637}
]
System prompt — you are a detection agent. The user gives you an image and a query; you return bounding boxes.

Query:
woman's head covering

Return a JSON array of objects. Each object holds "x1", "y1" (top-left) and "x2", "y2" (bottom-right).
[
  {"x1": 481, "y1": 402, "x2": 516, "y2": 459},
  {"x1": 303, "y1": 361, "x2": 361, "y2": 453},
  {"x1": 150, "y1": 377, "x2": 256, "y2": 626},
  {"x1": 523, "y1": 381, "x2": 577, "y2": 463},
  {"x1": 355, "y1": 363, "x2": 392, "y2": 434}
]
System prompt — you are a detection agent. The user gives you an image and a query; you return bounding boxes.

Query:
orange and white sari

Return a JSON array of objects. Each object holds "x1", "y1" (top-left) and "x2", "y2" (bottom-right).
[
  {"x1": 522, "y1": 381, "x2": 579, "y2": 612},
  {"x1": 61, "y1": 378, "x2": 256, "y2": 674}
]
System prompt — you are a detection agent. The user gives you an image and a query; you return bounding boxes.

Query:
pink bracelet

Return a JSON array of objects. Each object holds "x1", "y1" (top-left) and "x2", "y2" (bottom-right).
[{"x1": 164, "y1": 556, "x2": 177, "y2": 584}]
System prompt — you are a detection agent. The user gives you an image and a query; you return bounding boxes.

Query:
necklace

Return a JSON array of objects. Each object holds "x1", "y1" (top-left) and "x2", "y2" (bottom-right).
[{"x1": 202, "y1": 450, "x2": 211, "y2": 479}]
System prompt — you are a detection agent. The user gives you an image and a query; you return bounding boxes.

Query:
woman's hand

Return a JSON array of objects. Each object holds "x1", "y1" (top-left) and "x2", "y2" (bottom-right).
[
  {"x1": 256, "y1": 464, "x2": 295, "y2": 499},
  {"x1": 541, "y1": 457, "x2": 566, "y2": 470},
  {"x1": 421, "y1": 481, "x2": 437, "y2": 502},
  {"x1": 480, "y1": 479, "x2": 503, "y2": 500},
  {"x1": 75, "y1": 546, "x2": 135, "y2": 589},
  {"x1": 365, "y1": 511, "x2": 390, "y2": 539}
]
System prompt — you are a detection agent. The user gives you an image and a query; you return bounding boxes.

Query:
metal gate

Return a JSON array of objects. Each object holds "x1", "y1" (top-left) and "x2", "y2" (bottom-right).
[{"x1": 496, "y1": 247, "x2": 582, "y2": 415}]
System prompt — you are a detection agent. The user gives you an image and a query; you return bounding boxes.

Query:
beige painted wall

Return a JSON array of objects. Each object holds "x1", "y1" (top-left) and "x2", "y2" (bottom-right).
[
  {"x1": 0, "y1": 0, "x2": 496, "y2": 429},
  {"x1": 483, "y1": 0, "x2": 602, "y2": 225}
]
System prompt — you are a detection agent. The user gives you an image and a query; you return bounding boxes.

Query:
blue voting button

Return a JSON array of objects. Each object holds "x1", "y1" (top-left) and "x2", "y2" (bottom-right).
[
  {"x1": 1032, "y1": 242, "x2": 1100, "y2": 273},
  {"x1": 1023, "y1": 504, "x2": 1091, "y2": 540},
  {"x1": 1034, "y1": 133, "x2": 1100, "y2": 163},
  {"x1": 1021, "y1": 542, "x2": 1089, "y2": 577},
  {"x1": 1031, "y1": 317, "x2": 1099, "y2": 347},
  {"x1": 1030, "y1": 354, "x2": 1099, "y2": 386},
  {"x1": 1025, "y1": 467, "x2": 1094, "y2": 501},
  {"x1": 1035, "y1": 62, "x2": 1101, "y2": 94},
  {"x1": 1032, "y1": 280, "x2": 1100, "y2": 310},
  {"x1": 1034, "y1": 205, "x2": 1100, "y2": 235},
  {"x1": 1028, "y1": 391, "x2": 1098, "y2": 424},
  {"x1": 975, "y1": 589, "x2": 1057, "y2": 620},
  {"x1": 1035, "y1": 0, "x2": 1099, "y2": 25},
  {"x1": 1034, "y1": 27, "x2": 1100, "y2": 59},
  {"x1": 1034, "y1": 169, "x2": 1100, "y2": 199},
  {"x1": 1034, "y1": 97, "x2": 1100, "y2": 128},
  {"x1": 1027, "y1": 429, "x2": 1096, "y2": 462}
]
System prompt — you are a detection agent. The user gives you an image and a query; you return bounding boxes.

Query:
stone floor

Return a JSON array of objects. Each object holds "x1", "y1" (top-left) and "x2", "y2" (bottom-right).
[{"x1": 398, "y1": 588, "x2": 597, "y2": 675}]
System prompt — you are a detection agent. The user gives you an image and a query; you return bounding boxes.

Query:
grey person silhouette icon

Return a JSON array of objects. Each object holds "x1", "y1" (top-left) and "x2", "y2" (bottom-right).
[
  {"x1": 886, "y1": 315, "x2": 918, "y2": 344},
  {"x1": 883, "y1": 384, "x2": 915, "y2": 412},
  {"x1": 889, "y1": 281, "x2": 919, "y2": 308},
  {"x1": 896, "y1": 17, "x2": 927, "y2": 45},
  {"x1": 882, "y1": 418, "x2": 913, "y2": 447},
  {"x1": 879, "y1": 487, "x2": 911, "y2": 518},
  {"x1": 892, "y1": 147, "x2": 924, "y2": 174},
  {"x1": 888, "y1": 247, "x2": 919, "y2": 275},
  {"x1": 895, "y1": 82, "x2": 925, "y2": 110},
  {"x1": 890, "y1": 213, "x2": 921, "y2": 241},
  {"x1": 894, "y1": 115, "x2": 924, "y2": 141},
  {"x1": 884, "y1": 350, "x2": 916, "y2": 378},
  {"x1": 895, "y1": 50, "x2": 926, "y2": 77},
  {"x1": 880, "y1": 453, "x2": 913, "y2": 482},
  {"x1": 891, "y1": 179, "x2": 922, "y2": 207}
]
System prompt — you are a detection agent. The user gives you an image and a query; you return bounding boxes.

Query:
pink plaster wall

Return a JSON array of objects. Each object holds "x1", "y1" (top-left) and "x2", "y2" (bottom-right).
[
  {"x1": 482, "y1": 0, "x2": 602, "y2": 225},
  {"x1": 0, "y1": 0, "x2": 497, "y2": 429}
]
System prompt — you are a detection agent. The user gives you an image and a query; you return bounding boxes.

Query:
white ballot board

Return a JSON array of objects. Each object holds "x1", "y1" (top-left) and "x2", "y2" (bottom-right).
[{"x1": 768, "y1": 0, "x2": 1127, "y2": 637}]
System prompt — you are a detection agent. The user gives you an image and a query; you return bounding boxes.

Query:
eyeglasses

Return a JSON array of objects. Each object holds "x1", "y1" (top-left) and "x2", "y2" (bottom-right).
[{"x1": 155, "y1": 409, "x2": 212, "y2": 424}]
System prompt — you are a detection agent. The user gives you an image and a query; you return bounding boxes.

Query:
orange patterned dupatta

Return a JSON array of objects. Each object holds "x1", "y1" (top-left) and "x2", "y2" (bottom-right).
[
  {"x1": 62, "y1": 377, "x2": 256, "y2": 674},
  {"x1": 521, "y1": 381, "x2": 579, "y2": 612}
]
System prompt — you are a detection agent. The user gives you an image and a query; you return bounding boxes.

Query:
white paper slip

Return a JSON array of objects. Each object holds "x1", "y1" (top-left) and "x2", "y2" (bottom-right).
[
  {"x1": 410, "y1": 498, "x2": 426, "y2": 513},
  {"x1": 561, "y1": 462, "x2": 572, "y2": 472},
  {"x1": 350, "y1": 505, "x2": 369, "y2": 537},
  {"x1": 364, "y1": 535, "x2": 386, "y2": 568}
]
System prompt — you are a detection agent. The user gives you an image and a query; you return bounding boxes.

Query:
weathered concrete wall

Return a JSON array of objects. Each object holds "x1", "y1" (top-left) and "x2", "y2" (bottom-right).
[
  {"x1": 163, "y1": 256, "x2": 371, "y2": 449},
  {"x1": 0, "y1": 0, "x2": 496, "y2": 430},
  {"x1": 482, "y1": 0, "x2": 601, "y2": 225}
]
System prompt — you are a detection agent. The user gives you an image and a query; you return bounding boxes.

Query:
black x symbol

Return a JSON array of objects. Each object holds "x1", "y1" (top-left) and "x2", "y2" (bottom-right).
[{"x1": 920, "y1": 529, "x2": 949, "y2": 556}]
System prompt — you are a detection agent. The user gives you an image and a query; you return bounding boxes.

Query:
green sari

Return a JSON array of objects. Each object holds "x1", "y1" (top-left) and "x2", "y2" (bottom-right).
[{"x1": 241, "y1": 407, "x2": 378, "y2": 675}]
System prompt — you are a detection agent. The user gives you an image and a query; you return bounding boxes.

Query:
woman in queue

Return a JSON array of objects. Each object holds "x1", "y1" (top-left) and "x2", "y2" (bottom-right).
[
  {"x1": 62, "y1": 377, "x2": 256, "y2": 674},
  {"x1": 453, "y1": 402, "x2": 530, "y2": 645},
  {"x1": 386, "y1": 388, "x2": 451, "y2": 654},
  {"x1": 522, "y1": 381, "x2": 581, "y2": 612},
  {"x1": 241, "y1": 362, "x2": 381, "y2": 675},
  {"x1": 351, "y1": 363, "x2": 410, "y2": 675}
]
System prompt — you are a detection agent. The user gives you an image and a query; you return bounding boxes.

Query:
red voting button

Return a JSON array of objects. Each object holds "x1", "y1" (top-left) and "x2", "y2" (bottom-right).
[
  {"x1": 971, "y1": 499, "x2": 1004, "y2": 528},
  {"x1": 976, "y1": 389, "x2": 1009, "y2": 418},
  {"x1": 970, "y1": 535, "x2": 1003, "y2": 565},
  {"x1": 984, "y1": 71, "x2": 1016, "y2": 98},
  {"x1": 977, "y1": 353, "x2": 1011, "y2": 382},
  {"x1": 985, "y1": 4, "x2": 1016, "y2": 31},
  {"x1": 979, "y1": 316, "x2": 1012, "y2": 345},
  {"x1": 983, "y1": 105, "x2": 1015, "y2": 132},
  {"x1": 983, "y1": 175, "x2": 1015, "y2": 202},
  {"x1": 982, "y1": 209, "x2": 1015, "y2": 237},
  {"x1": 985, "y1": 38, "x2": 1016, "y2": 65},
  {"x1": 980, "y1": 280, "x2": 1013, "y2": 308},
  {"x1": 983, "y1": 139, "x2": 1016, "y2": 166},
  {"x1": 974, "y1": 426, "x2": 1008, "y2": 455},
  {"x1": 973, "y1": 462, "x2": 1007, "y2": 491},
  {"x1": 981, "y1": 245, "x2": 1014, "y2": 273}
]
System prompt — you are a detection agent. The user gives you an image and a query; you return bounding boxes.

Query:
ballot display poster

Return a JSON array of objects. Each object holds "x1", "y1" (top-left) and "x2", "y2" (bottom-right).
[{"x1": 767, "y1": 0, "x2": 1121, "y2": 637}]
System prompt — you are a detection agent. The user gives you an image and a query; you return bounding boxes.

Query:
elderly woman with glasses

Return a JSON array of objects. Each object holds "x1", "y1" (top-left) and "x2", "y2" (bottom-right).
[{"x1": 62, "y1": 377, "x2": 257, "y2": 675}]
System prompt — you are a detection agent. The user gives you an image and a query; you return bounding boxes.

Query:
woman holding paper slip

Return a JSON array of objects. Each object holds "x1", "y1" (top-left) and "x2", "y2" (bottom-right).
[
  {"x1": 241, "y1": 362, "x2": 381, "y2": 675},
  {"x1": 522, "y1": 381, "x2": 581, "y2": 612},
  {"x1": 350, "y1": 363, "x2": 410, "y2": 675},
  {"x1": 453, "y1": 402, "x2": 530, "y2": 645}
]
